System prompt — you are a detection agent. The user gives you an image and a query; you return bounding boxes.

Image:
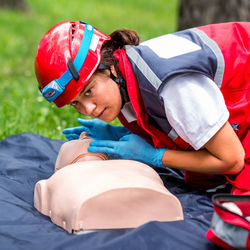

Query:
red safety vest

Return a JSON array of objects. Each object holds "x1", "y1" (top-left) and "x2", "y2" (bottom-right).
[{"x1": 114, "y1": 22, "x2": 250, "y2": 193}]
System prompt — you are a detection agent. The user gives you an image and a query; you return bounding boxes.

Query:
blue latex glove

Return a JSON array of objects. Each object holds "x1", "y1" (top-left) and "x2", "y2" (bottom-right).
[
  {"x1": 62, "y1": 118, "x2": 131, "y2": 141},
  {"x1": 88, "y1": 133, "x2": 167, "y2": 168}
]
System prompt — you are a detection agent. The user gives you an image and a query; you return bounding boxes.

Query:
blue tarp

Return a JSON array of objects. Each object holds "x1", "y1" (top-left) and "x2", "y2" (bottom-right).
[{"x1": 0, "y1": 133, "x2": 218, "y2": 250}]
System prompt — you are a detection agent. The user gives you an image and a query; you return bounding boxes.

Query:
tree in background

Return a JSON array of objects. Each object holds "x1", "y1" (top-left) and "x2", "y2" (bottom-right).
[
  {"x1": 0, "y1": 0, "x2": 28, "y2": 11},
  {"x1": 178, "y1": 0, "x2": 250, "y2": 30}
]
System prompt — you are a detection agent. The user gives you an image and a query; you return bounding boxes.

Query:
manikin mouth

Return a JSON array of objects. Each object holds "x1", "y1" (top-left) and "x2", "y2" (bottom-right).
[
  {"x1": 54, "y1": 131, "x2": 108, "y2": 172},
  {"x1": 70, "y1": 152, "x2": 108, "y2": 164}
]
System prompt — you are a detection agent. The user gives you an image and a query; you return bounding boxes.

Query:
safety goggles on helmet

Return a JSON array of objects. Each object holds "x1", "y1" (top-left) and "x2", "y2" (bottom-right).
[{"x1": 38, "y1": 23, "x2": 94, "y2": 102}]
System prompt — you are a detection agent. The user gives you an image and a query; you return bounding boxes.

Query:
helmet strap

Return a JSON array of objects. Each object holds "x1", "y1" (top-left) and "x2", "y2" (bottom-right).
[
  {"x1": 110, "y1": 72, "x2": 129, "y2": 108},
  {"x1": 67, "y1": 58, "x2": 80, "y2": 81},
  {"x1": 98, "y1": 64, "x2": 130, "y2": 108}
]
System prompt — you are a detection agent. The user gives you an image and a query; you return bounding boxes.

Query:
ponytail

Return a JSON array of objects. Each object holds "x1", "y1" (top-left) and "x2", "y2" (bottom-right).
[
  {"x1": 100, "y1": 29, "x2": 141, "y2": 68},
  {"x1": 107, "y1": 29, "x2": 140, "y2": 49}
]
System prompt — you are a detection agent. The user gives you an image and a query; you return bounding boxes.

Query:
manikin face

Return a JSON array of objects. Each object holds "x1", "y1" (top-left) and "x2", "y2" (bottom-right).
[{"x1": 69, "y1": 68, "x2": 122, "y2": 122}]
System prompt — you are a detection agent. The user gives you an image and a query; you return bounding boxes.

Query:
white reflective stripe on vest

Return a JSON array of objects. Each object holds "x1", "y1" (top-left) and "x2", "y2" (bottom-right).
[
  {"x1": 168, "y1": 128, "x2": 178, "y2": 141},
  {"x1": 125, "y1": 45, "x2": 162, "y2": 90},
  {"x1": 190, "y1": 28, "x2": 225, "y2": 88},
  {"x1": 140, "y1": 34, "x2": 201, "y2": 59}
]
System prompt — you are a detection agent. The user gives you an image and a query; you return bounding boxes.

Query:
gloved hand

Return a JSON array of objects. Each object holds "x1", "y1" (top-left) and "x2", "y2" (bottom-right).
[
  {"x1": 88, "y1": 133, "x2": 167, "y2": 168},
  {"x1": 62, "y1": 118, "x2": 131, "y2": 141}
]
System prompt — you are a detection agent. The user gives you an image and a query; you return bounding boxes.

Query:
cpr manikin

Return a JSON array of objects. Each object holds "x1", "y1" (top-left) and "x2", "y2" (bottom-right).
[{"x1": 34, "y1": 132, "x2": 183, "y2": 233}]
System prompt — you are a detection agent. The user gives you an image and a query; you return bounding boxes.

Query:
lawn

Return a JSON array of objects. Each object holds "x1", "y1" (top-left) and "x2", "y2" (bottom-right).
[{"x1": 0, "y1": 0, "x2": 179, "y2": 140}]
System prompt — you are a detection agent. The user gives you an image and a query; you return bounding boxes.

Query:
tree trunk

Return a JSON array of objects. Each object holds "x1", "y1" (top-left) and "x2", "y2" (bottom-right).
[
  {"x1": 0, "y1": 0, "x2": 28, "y2": 11},
  {"x1": 178, "y1": 0, "x2": 250, "y2": 30}
]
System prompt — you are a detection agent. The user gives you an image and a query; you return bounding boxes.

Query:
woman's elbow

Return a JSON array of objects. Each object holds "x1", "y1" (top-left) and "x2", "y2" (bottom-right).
[{"x1": 224, "y1": 152, "x2": 245, "y2": 175}]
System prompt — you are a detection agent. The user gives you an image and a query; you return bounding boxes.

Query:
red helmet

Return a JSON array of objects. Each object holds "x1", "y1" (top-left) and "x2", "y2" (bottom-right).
[{"x1": 35, "y1": 21, "x2": 110, "y2": 107}]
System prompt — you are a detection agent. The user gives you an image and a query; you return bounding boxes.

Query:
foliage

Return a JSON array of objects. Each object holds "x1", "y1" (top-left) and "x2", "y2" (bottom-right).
[{"x1": 0, "y1": 0, "x2": 178, "y2": 140}]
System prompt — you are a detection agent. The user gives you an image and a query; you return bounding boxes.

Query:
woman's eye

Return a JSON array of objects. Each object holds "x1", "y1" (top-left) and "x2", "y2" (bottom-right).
[
  {"x1": 71, "y1": 101, "x2": 78, "y2": 106},
  {"x1": 85, "y1": 88, "x2": 92, "y2": 96}
]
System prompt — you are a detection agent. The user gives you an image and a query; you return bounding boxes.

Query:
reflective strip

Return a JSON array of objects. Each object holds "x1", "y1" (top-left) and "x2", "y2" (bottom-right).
[
  {"x1": 125, "y1": 45, "x2": 179, "y2": 142},
  {"x1": 190, "y1": 28, "x2": 225, "y2": 88},
  {"x1": 140, "y1": 34, "x2": 201, "y2": 59},
  {"x1": 57, "y1": 24, "x2": 94, "y2": 87},
  {"x1": 121, "y1": 102, "x2": 137, "y2": 123},
  {"x1": 168, "y1": 128, "x2": 178, "y2": 141},
  {"x1": 211, "y1": 212, "x2": 249, "y2": 248},
  {"x1": 125, "y1": 45, "x2": 162, "y2": 90},
  {"x1": 74, "y1": 24, "x2": 94, "y2": 72}
]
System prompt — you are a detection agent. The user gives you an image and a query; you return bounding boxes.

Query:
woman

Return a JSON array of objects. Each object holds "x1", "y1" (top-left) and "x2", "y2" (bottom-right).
[{"x1": 35, "y1": 21, "x2": 250, "y2": 194}]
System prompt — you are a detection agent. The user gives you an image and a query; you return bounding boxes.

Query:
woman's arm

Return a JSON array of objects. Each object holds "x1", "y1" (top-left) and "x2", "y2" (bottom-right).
[{"x1": 161, "y1": 121, "x2": 245, "y2": 175}]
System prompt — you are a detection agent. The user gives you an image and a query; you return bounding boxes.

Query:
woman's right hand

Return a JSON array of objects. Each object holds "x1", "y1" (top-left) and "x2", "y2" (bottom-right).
[{"x1": 62, "y1": 118, "x2": 131, "y2": 141}]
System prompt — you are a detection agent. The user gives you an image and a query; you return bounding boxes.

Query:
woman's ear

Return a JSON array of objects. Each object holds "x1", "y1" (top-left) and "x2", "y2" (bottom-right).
[{"x1": 110, "y1": 65, "x2": 118, "y2": 78}]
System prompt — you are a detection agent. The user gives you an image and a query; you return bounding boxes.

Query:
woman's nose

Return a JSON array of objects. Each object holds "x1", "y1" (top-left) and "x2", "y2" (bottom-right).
[{"x1": 82, "y1": 101, "x2": 96, "y2": 116}]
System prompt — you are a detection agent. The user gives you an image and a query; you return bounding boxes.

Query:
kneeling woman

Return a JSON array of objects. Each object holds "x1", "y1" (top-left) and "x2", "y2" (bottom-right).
[{"x1": 35, "y1": 21, "x2": 250, "y2": 194}]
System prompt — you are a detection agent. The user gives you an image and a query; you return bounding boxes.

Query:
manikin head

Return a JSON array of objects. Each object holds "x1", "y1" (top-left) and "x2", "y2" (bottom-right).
[{"x1": 54, "y1": 132, "x2": 107, "y2": 172}]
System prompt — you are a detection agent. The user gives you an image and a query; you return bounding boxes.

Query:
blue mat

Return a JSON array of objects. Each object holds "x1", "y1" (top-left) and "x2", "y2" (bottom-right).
[{"x1": 0, "y1": 133, "x2": 218, "y2": 250}]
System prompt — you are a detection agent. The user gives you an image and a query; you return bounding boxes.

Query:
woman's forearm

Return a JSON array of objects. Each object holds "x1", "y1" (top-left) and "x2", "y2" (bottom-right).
[
  {"x1": 161, "y1": 122, "x2": 245, "y2": 175},
  {"x1": 161, "y1": 148, "x2": 241, "y2": 174}
]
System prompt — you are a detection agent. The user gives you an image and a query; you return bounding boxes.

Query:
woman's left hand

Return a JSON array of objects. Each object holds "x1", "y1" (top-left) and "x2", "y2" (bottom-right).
[{"x1": 88, "y1": 133, "x2": 166, "y2": 168}]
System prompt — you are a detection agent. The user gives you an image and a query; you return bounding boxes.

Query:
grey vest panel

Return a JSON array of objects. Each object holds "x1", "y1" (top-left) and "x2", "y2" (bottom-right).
[{"x1": 125, "y1": 28, "x2": 224, "y2": 137}]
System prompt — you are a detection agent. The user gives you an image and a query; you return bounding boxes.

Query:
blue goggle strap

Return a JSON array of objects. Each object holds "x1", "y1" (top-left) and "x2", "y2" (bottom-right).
[{"x1": 41, "y1": 24, "x2": 94, "y2": 102}]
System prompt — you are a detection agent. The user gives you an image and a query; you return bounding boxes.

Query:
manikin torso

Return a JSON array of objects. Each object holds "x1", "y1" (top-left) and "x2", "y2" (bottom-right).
[{"x1": 34, "y1": 133, "x2": 183, "y2": 233}]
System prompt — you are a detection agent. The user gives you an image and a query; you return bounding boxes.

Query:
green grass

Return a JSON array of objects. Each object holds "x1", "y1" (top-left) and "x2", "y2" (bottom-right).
[{"x1": 0, "y1": 0, "x2": 179, "y2": 140}]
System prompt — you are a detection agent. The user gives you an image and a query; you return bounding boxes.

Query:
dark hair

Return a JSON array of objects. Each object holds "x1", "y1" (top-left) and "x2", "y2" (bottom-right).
[{"x1": 99, "y1": 29, "x2": 140, "y2": 71}]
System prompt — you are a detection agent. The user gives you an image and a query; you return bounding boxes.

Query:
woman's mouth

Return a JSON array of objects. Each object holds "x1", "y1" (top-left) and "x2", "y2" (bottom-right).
[{"x1": 97, "y1": 108, "x2": 107, "y2": 119}]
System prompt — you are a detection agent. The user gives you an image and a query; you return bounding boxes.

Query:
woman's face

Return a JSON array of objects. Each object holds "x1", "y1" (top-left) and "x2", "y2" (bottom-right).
[{"x1": 69, "y1": 69, "x2": 122, "y2": 122}]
